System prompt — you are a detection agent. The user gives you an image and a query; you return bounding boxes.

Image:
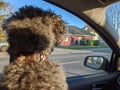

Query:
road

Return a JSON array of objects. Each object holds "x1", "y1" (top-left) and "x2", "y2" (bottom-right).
[{"x1": 0, "y1": 48, "x2": 111, "y2": 77}]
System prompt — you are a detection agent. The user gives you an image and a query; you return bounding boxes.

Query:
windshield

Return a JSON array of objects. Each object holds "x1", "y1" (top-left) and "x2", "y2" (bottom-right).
[{"x1": 0, "y1": 0, "x2": 114, "y2": 77}]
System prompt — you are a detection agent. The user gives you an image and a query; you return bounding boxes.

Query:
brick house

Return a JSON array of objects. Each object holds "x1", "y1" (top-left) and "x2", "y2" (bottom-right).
[{"x1": 60, "y1": 26, "x2": 94, "y2": 46}]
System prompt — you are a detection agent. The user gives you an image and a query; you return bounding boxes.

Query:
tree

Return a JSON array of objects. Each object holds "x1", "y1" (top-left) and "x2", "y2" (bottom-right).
[
  {"x1": 0, "y1": 0, "x2": 9, "y2": 21},
  {"x1": 0, "y1": 0, "x2": 11, "y2": 42},
  {"x1": 107, "y1": 2, "x2": 120, "y2": 33}
]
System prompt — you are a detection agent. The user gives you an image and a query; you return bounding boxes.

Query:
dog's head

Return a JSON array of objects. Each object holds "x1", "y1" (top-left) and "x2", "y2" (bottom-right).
[{"x1": 3, "y1": 6, "x2": 66, "y2": 56}]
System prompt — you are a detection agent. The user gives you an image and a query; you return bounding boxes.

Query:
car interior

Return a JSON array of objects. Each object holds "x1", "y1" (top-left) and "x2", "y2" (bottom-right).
[
  {"x1": 46, "y1": 0, "x2": 120, "y2": 90},
  {"x1": 0, "y1": 0, "x2": 120, "y2": 90}
]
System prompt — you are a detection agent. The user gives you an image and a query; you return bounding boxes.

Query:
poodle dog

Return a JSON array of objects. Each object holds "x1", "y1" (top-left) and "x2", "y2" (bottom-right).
[{"x1": 0, "y1": 6, "x2": 68, "y2": 90}]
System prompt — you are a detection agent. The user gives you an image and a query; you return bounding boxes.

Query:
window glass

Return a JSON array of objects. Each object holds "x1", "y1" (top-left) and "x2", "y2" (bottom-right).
[
  {"x1": 64, "y1": 37, "x2": 69, "y2": 42},
  {"x1": 0, "y1": 0, "x2": 112, "y2": 77},
  {"x1": 106, "y1": 2, "x2": 120, "y2": 36}
]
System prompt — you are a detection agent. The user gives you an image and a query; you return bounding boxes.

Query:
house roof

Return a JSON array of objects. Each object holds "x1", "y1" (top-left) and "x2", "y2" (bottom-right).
[{"x1": 67, "y1": 26, "x2": 94, "y2": 36}]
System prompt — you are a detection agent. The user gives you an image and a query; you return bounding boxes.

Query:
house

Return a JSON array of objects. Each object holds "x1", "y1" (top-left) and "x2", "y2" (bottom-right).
[
  {"x1": 60, "y1": 26, "x2": 94, "y2": 46},
  {"x1": 84, "y1": 25, "x2": 99, "y2": 40},
  {"x1": 84, "y1": 25, "x2": 102, "y2": 46}
]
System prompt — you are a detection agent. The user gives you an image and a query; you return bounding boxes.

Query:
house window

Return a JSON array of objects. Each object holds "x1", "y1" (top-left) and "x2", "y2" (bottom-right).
[{"x1": 64, "y1": 37, "x2": 69, "y2": 42}]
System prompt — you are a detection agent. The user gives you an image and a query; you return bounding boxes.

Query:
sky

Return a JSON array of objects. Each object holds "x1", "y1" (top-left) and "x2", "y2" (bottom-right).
[{"x1": 3, "y1": 0, "x2": 86, "y2": 28}]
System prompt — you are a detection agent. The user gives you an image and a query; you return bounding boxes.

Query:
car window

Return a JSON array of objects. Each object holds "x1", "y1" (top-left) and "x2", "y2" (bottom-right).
[
  {"x1": 106, "y1": 2, "x2": 120, "y2": 36},
  {"x1": 0, "y1": 0, "x2": 113, "y2": 77}
]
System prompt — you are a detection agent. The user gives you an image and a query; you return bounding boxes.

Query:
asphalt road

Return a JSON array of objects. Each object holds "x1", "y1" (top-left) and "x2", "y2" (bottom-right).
[{"x1": 0, "y1": 48, "x2": 111, "y2": 77}]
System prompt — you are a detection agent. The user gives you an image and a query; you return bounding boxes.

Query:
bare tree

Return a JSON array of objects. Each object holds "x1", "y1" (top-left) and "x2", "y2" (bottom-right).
[{"x1": 107, "y1": 2, "x2": 120, "y2": 33}]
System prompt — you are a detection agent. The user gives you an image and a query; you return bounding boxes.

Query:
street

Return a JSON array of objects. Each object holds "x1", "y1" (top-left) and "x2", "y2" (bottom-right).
[{"x1": 0, "y1": 48, "x2": 111, "y2": 77}]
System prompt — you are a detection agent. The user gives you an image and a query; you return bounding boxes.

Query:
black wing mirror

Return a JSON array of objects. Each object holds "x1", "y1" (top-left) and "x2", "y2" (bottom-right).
[{"x1": 84, "y1": 56, "x2": 109, "y2": 71}]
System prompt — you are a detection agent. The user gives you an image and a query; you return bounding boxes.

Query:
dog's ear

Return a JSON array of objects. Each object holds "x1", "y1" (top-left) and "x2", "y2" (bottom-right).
[{"x1": 52, "y1": 15, "x2": 66, "y2": 46}]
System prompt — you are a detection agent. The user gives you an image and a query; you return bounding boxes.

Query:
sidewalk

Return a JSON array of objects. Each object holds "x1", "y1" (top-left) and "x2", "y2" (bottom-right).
[
  {"x1": 0, "y1": 52, "x2": 9, "y2": 58},
  {"x1": 51, "y1": 48, "x2": 92, "y2": 55}
]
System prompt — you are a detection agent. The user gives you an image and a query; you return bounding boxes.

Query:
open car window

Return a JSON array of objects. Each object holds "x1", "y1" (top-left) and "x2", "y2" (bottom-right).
[{"x1": 0, "y1": 0, "x2": 117, "y2": 78}]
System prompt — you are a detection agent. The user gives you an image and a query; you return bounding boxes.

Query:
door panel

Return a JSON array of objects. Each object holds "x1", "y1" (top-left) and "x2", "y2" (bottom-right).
[{"x1": 67, "y1": 72, "x2": 120, "y2": 90}]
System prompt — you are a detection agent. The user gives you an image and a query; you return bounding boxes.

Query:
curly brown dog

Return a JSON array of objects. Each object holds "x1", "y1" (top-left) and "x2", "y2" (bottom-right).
[{"x1": 0, "y1": 6, "x2": 68, "y2": 90}]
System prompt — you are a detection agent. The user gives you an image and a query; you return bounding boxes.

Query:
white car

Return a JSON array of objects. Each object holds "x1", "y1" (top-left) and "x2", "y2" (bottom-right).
[{"x1": 0, "y1": 42, "x2": 8, "y2": 52}]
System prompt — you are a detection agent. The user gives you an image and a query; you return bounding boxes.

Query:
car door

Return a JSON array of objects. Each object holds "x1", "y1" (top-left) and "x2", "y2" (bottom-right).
[
  {"x1": 45, "y1": 0, "x2": 120, "y2": 90},
  {"x1": 67, "y1": 53, "x2": 120, "y2": 90}
]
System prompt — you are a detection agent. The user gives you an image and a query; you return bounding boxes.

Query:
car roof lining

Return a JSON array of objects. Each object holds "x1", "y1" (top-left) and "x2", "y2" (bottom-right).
[{"x1": 45, "y1": 0, "x2": 119, "y2": 12}]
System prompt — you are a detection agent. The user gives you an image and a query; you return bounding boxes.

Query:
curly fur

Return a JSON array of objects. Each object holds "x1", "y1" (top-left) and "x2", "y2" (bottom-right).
[
  {"x1": 1, "y1": 6, "x2": 68, "y2": 90},
  {"x1": 1, "y1": 61, "x2": 68, "y2": 90},
  {"x1": 3, "y1": 5, "x2": 66, "y2": 56}
]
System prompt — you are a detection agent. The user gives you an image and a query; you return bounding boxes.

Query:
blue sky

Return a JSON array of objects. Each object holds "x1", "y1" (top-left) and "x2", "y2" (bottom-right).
[{"x1": 3, "y1": 0, "x2": 86, "y2": 28}]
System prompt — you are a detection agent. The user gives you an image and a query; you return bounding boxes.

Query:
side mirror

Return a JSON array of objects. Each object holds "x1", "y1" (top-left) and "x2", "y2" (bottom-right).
[{"x1": 84, "y1": 56, "x2": 109, "y2": 71}]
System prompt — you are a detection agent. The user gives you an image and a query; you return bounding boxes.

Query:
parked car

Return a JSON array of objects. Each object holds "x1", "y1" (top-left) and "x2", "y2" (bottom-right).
[{"x1": 0, "y1": 42, "x2": 8, "y2": 52}]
